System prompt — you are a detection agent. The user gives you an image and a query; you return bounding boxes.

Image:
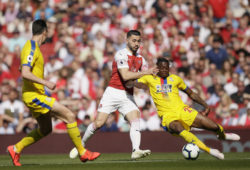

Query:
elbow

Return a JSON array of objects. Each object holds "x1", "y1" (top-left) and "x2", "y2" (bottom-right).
[
  {"x1": 122, "y1": 76, "x2": 129, "y2": 81},
  {"x1": 121, "y1": 74, "x2": 129, "y2": 81},
  {"x1": 21, "y1": 71, "x2": 29, "y2": 79}
]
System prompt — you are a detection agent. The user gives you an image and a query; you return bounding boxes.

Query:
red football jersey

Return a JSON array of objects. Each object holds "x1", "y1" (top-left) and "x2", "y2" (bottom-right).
[{"x1": 108, "y1": 48, "x2": 147, "y2": 95}]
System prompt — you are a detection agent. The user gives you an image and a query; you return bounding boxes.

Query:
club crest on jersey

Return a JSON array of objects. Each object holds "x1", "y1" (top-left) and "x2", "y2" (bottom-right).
[
  {"x1": 27, "y1": 55, "x2": 33, "y2": 62},
  {"x1": 45, "y1": 97, "x2": 52, "y2": 102}
]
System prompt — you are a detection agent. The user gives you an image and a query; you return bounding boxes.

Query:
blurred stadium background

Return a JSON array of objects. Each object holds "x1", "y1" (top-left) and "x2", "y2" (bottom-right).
[{"x1": 0, "y1": 0, "x2": 250, "y2": 156}]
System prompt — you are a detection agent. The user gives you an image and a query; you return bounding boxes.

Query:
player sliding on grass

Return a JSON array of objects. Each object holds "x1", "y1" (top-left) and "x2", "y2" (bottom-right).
[
  {"x1": 69, "y1": 30, "x2": 158, "y2": 160},
  {"x1": 128, "y1": 57, "x2": 240, "y2": 160},
  {"x1": 7, "y1": 19, "x2": 100, "y2": 166}
]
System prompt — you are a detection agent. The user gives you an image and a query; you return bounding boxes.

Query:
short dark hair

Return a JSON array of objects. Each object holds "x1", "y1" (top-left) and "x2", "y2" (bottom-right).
[
  {"x1": 156, "y1": 57, "x2": 169, "y2": 66},
  {"x1": 32, "y1": 19, "x2": 47, "y2": 35},
  {"x1": 213, "y1": 35, "x2": 222, "y2": 43},
  {"x1": 127, "y1": 30, "x2": 141, "y2": 38}
]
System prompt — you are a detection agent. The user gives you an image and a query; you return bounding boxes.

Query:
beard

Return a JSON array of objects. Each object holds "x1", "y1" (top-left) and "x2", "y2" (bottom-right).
[{"x1": 128, "y1": 45, "x2": 139, "y2": 55}]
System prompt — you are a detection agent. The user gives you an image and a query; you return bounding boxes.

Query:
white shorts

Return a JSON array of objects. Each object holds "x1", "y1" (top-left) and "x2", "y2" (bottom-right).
[{"x1": 97, "y1": 86, "x2": 139, "y2": 116}]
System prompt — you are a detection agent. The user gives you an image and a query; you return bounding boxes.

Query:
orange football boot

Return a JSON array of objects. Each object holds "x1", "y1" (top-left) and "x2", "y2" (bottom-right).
[
  {"x1": 80, "y1": 149, "x2": 101, "y2": 162},
  {"x1": 7, "y1": 145, "x2": 21, "y2": 166}
]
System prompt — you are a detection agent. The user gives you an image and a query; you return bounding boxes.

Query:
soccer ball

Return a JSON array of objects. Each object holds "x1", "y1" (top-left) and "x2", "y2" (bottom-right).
[{"x1": 182, "y1": 143, "x2": 200, "y2": 160}]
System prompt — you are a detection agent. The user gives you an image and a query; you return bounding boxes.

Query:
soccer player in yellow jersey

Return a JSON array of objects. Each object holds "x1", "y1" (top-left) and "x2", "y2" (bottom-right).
[
  {"x1": 131, "y1": 57, "x2": 240, "y2": 160},
  {"x1": 7, "y1": 19, "x2": 100, "y2": 166}
]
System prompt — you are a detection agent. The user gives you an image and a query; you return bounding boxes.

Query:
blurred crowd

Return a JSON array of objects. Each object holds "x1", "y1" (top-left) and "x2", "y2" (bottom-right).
[{"x1": 0, "y1": 0, "x2": 249, "y2": 135}]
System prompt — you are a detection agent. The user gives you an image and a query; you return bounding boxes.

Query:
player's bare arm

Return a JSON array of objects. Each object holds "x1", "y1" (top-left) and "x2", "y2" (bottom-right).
[
  {"x1": 125, "y1": 80, "x2": 148, "y2": 90},
  {"x1": 184, "y1": 88, "x2": 210, "y2": 116},
  {"x1": 134, "y1": 82, "x2": 148, "y2": 90},
  {"x1": 21, "y1": 65, "x2": 56, "y2": 90},
  {"x1": 118, "y1": 67, "x2": 158, "y2": 81}
]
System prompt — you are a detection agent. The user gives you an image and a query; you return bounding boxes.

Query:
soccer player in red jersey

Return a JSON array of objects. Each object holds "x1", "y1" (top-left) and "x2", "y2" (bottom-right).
[{"x1": 69, "y1": 30, "x2": 158, "y2": 160}]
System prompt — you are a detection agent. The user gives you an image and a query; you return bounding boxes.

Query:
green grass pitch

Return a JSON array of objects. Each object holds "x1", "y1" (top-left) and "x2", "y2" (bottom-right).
[{"x1": 0, "y1": 152, "x2": 250, "y2": 170}]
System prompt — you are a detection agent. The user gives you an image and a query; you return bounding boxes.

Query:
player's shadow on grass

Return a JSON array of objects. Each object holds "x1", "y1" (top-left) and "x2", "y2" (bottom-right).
[{"x1": 21, "y1": 163, "x2": 40, "y2": 166}]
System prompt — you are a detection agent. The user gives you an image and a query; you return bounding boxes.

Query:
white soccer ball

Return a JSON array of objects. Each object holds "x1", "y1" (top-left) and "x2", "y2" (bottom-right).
[{"x1": 182, "y1": 143, "x2": 200, "y2": 160}]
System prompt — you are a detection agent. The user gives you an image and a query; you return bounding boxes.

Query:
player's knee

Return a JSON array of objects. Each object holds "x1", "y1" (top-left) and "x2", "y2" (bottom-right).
[
  {"x1": 169, "y1": 121, "x2": 183, "y2": 134},
  {"x1": 95, "y1": 120, "x2": 105, "y2": 129},
  {"x1": 65, "y1": 111, "x2": 76, "y2": 123}
]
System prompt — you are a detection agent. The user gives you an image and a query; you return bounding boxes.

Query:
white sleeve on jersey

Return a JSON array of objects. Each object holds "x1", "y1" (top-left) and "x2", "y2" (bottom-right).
[
  {"x1": 141, "y1": 57, "x2": 148, "y2": 71},
  {"x1": 115, "y1": 50, "x2": 129, "y2": 69}
]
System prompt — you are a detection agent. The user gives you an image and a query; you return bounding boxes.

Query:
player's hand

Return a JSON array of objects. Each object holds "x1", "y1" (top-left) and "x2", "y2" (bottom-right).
[
  {"x1": 201, "y1": 107, "x2": 210, "y2": 116},
  {"x1": 45, "y1": 81, "x2": 56, "y2": 90},
  {"x1": 146, "y1": 66, "x2": 159, "y2": 75}
]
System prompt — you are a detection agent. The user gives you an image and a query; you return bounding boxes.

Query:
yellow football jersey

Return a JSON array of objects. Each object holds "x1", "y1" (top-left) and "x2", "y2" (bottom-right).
[
  {"x1": 137, "y1": 74, "x2": 188, "y2": 117},
  {"x1": 21, "y1": 40, "x2": 45, "y2": 94}
]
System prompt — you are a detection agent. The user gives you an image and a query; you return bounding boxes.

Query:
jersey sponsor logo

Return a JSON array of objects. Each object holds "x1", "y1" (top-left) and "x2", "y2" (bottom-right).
[
  {"x1": 27, "y1": 55, "x2": 33, "y2": 62},
  {"x1": 156, "y1": 84, "x2": 172, "y2": 93}
]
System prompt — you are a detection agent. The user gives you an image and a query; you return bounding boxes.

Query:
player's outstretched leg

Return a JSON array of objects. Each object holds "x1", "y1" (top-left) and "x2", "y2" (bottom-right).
[
  {"x1": 192, "y1": 114, "x2": 240, "y2": 141},
  {"x1": 179, "y1": 129, "x2": 224, "y2": 160},
  {"x1": 216, "y1": 124, "x2": 240, "y2": 141},
  {"x1": 169, "y1": 120, "x2": 224, "y2": 160},
  {"x1": 179, "y1": 129, "x2": 225, "y2": 160}
]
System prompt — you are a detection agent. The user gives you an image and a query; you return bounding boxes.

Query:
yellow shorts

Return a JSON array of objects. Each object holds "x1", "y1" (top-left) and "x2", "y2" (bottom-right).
[
  {"x1": 161, "y1": 105, "x2": 198, "y2": 131},
  {"x1": 22, "y1": 92, "x2": 56, "y2": 118}
]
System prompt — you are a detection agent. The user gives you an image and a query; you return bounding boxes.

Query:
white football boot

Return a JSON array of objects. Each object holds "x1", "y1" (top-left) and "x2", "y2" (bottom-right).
[
  {"x1": 224, "y1": 133, "x2": 240, "y2": 141},
  {"x1": 209, "y1": 149, "x2": 224, "y2": 160},
  {"x1": 217, "y1": 133, "x2": 240, "y2": 141},
  {"x1": 131, "y1": 149, "x2": 151, "y2": 160},
  {"x1": 69, "y1": 147, "x2": 78, "y2": 159}
]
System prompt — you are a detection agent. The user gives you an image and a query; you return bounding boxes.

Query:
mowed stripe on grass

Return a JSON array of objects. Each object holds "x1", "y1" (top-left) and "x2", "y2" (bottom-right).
[{"x1": 0, "y1": 152, "x2": 250, "y2": 170}]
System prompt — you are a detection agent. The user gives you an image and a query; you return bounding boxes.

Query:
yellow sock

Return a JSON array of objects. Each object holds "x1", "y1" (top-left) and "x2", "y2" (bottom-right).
[
  {"x1": 67, "y1": 122, "x2": 85, "y2": 156},
  {"x1": 15, "y1": 129, "x2": 44, "y2": 153},
  {"x1": 179, "y1": 130, "x2": 210, "y2": 153},
  {"x1": 216, "y1": 124, "x2": 225, "y2": 139}
]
